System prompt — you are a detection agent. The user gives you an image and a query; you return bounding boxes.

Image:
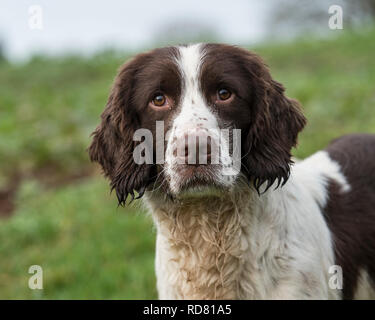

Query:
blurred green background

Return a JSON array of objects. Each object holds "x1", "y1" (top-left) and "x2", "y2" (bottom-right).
[{"x1": 1, "y1": 1, "x2": 375, "y2": 299}]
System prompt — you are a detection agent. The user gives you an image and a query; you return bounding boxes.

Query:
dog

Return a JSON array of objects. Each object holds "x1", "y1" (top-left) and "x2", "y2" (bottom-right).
[{"x1": 89, "y1": 43, "x2": 375, "y2": 299}]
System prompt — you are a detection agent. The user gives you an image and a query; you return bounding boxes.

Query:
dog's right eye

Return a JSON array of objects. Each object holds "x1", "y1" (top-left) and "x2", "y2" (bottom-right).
[
  {"x1": 152, "y1": 93, "x2": 166, "y2": 107},
  {"x1": 217, "y1": 88, "x2": 231, "y2": 101}
]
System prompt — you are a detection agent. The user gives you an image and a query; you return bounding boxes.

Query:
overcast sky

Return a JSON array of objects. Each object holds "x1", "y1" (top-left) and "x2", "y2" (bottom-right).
[{"x1": 0, "y1": 0, "x2": 271, "y2": 61}]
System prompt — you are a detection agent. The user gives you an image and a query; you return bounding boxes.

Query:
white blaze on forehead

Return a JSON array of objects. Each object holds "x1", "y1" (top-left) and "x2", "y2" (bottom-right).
[
  {"x1": 176, "y1": 43, "x2": 203, "y2": 88},
  {"x1": 173, "y1": 43, "x2": 218, "y2": 131},
  {"x1": 162, "y1": 44, "x2": 238, "y2": 193}
]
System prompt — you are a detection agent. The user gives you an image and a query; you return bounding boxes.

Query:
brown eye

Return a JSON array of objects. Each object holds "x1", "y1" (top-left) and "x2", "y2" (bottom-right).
[
  {"x1": 218, "y1": 88, "x2": 231, "y2": 101},
  {"x1": 152, "y1": 93, "x2": 166, "y2": 107}
]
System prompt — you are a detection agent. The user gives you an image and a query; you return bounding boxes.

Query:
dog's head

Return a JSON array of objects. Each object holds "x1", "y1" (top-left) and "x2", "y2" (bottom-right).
[{"x1": 89, "y1": 43, "x2": 306, "y2": 204}]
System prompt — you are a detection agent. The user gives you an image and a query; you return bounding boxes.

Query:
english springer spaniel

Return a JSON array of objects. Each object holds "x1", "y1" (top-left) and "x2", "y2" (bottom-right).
[{"x1": 89, "y1": 43, "x2": 375, "y2": 299}]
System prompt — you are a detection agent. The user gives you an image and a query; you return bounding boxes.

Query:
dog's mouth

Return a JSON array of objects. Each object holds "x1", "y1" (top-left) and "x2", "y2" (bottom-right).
[{"x1": 168, "y1": 164, "x2": 228, "y2": 197}]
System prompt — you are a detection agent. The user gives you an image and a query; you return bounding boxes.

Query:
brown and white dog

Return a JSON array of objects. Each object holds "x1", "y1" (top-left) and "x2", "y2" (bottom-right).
[{"x1": 89, "y1": 43, "x2": 375, "y2": 299}]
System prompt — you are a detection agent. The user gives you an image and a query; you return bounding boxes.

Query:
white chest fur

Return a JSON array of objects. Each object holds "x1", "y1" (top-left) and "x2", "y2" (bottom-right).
[{"x1": 145, "y1": 152, "x2": 346, "y2": 300}]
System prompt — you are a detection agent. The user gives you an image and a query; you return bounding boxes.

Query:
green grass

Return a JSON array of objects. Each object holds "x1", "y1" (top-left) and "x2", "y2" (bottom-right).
[
  {"x1": 255, "y1": 28, "x2": 375, "y2": 157},
  {"x1": 0, "y1": 178, "x2": 157, "y2": 299},
  {"x1": 0, "y1": 27, "x2": 374, "y2": 299},
  {"x1": 0, "y1": 51, "x2": 131, "y2": 188}
]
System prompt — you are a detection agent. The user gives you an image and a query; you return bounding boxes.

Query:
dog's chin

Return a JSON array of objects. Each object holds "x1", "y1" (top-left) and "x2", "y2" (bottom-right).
[
  {"x1": 175, "y1": 180, "x2": 228, "y2": 200},
  {"x1": 169, "y1": 165, "x2": 229, "y2": 199}
]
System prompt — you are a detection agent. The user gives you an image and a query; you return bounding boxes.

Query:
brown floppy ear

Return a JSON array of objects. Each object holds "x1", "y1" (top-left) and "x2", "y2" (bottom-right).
[
  {"x1": 243, "y1": 56, "x2": 306, "y2": 193},
  {"x1": 88, "y1": 59, "x2": 153, "y2": 205}
]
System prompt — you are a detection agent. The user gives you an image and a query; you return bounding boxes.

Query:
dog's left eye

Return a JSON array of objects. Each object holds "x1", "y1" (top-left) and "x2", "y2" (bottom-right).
[
  {"x1": 217, "y1": 88, "x2": 231, "y2": 101},
  {"x1": 152, "y1": 93, "x2": 167, "y2": 107}
]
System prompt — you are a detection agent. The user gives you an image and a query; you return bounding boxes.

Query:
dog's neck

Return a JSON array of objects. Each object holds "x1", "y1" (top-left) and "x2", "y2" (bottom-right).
[
  {"x1": 145, "y1": 184, "x2": 285, "y2": 299},
  {"x1": 141, "y1": 153, "x2": 345, "y2": 300}
]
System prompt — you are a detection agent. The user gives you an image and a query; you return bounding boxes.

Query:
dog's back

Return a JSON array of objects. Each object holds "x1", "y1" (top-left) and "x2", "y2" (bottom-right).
[{"x1": 324, "y1": 134, "x2": 375, "y2": 299}]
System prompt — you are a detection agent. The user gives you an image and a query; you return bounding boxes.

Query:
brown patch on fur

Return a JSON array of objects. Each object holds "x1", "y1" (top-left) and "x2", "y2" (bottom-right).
[
  {"x1": 323, "y1": 134, "x2": 375, "y2": 299},
  {"x1": 200, "y1": 44, "x2": 306, "y2": 193},
  {"x1": 88, "y1": 47, "x2": 181, "y2": 205}
]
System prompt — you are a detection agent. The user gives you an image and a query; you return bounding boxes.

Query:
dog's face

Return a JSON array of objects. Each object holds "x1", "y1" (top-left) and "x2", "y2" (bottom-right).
[{"x1": 89, "y1": 43, "x2": 306, "y2": 204}]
